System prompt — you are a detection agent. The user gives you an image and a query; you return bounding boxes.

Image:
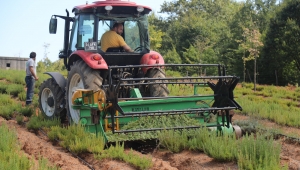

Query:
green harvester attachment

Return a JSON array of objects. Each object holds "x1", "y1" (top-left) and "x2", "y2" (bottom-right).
[{"x1": 72, "y1": 64, "x2": 242, "y2": 143}]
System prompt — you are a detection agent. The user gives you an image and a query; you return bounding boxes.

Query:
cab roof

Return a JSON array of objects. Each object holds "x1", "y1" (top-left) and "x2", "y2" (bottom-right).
[{"x1": 73, "y1": 0, "x2": 152, "y2": 15}]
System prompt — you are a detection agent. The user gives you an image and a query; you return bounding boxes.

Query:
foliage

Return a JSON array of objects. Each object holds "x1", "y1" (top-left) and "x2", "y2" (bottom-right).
[
  {"x1": 18, "y1": 106, "x2": 34, "y2": 117},
  {"x1": 0, "y1": 124, "x2": 31, "y2": 170},
  {"x1": 151, "y1": 0, "x2": 300, "y2": 85},
  {"x1": 260, "y1": 0, "x2": 300, "y2": 85},
  {"x1": 203, "y1": 132, "x2": 237, "y2": 161},
  {"x1": 16, "y1": 114, "x2": 24, "y2": 125},
  {"x1": 95, "y1": 142, "x2": 152, "y2": 170},
  {"x1": 0, "y1": 95, "x2": 21, "y2": 119},
  {"x1": 157, "y1": 126, "x2": 284, "y2": 168},
  {"x1": 26, "y1": 115, "x2": 61, "y2": 132},
  {"x1": 106, "y1": 115, "x2": 202, "y2": 142},
  {"x1": 163, "y1": 46, "x2": 182, "y2": 64},
  {"x1": 237, "y1": 133, "x2": 285, "y2": 170},
  {"x1": 18, "y1": 91, "x2": 26, "y2": 101},
  {"x1": 37, "y1": 58, "x2": 67, "y2": 77},
  {"x1": 234, "y1": 119, "x2": 259, "y2": 135},
  {"x1": 235, "y1": 83, "x2": 300, "y2": 127},
  {"x1": 47, "y1": 124, "x2": 105, "y2": 154},
  {"x1": 37, "y1": 155, "x2": 60, "y2": 170},
  {"x1": 0, "y1": 123, "x2": 59, "y2": 170},
  {"x1": 158, "y1": 130, "x2": 189, "y2": 153}
]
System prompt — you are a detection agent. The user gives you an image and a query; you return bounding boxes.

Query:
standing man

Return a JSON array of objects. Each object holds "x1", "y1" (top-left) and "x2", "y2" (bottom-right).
[
  {"x1": 100, "y1": 23, "x2": 133, "y2": 52},
  {"x1": 25, "y1": 52, "x2": 38, "y2": 105}
]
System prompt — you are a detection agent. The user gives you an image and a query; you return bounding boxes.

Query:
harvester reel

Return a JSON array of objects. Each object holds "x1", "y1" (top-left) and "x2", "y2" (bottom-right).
[{"x1": 207, "y1": 77, "x2": 242, "y2": 110}]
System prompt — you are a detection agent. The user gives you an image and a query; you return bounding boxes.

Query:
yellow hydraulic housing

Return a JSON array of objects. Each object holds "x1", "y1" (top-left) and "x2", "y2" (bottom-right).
[{"x1": 71, "y1": 89, "x2": 119, "y2": 131}]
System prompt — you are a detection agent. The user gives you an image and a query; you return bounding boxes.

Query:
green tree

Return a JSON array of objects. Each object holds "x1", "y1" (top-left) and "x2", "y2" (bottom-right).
[
  {"x1": 164, "y1": 46, "x2": 182, "y2": 64},
  {"x1": 260, "y1": 0, "x2": 300, "y2": 85},
  {"x1": 238, "y1": 27, "x2": 263, "y2": 90},
  {"x1": 158, "y1": 0, "x2": 240, "y2": 68},
  {"x1": 149, "y1": 25, "x2": 164, "y2": 51}
]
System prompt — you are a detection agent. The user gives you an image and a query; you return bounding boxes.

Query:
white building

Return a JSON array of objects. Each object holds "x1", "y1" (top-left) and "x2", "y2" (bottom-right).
[{"x1": 0, "y1": 56, "x2": 27, "y2": 70}]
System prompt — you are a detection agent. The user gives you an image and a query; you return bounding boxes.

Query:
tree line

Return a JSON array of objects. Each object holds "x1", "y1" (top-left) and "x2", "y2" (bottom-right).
[
  {"x1": 149, "y1": 0, "x2": 300, "y2": 86},
  {"x1": 38, "y1": 0, "x2": 299, "y2": 86}
]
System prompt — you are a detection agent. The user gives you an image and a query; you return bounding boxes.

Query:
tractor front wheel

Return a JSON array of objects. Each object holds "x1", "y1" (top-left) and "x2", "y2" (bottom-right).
[
  {"x1": 66, "y1": 60, "x2": 103, "y2": 124},
  {"x1": 38, "y1": 78, "x2": 66, "y2": 121},
  {"x1": 146, "y1": 68, "x2": 169, "y2": 97}
]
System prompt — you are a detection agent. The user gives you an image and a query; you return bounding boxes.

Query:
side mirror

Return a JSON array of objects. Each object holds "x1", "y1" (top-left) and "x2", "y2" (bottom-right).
[{"x1": 49, "y1": 16, "x2": 57, "y2": 34}]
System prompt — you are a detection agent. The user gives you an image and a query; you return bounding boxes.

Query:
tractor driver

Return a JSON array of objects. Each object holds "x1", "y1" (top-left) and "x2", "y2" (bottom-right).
[{"x1": 100, "y1": 23, "x2": 133, "y2": 52}]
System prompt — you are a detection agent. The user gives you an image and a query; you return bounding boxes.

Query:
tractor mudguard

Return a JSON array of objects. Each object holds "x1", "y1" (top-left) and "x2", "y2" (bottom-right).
[
  {"x1": 44, "y1": 72, "x2": 66, "y2": 92},
  {"x1": 140, "y1": 51, "x2": 165, "y2": 73},
  {"x1": 69, "y1": 50, "x2": 108, "y2": 69}
]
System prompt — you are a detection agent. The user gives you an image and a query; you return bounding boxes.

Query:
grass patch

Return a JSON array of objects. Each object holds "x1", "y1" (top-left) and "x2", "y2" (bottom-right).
[
  {"x1": 18, "y1": 92, "x2": 26, "y2": 101},
  {"x1": 18, "y1": 106, "x2": 34, "y2": 117},
  {"x1": 26, "y1": 114, "x2": 61, "y2": 132},
  {"x1": 157, "y1": 127, "x2": 285, "y2": 169},
  {"x1": 158, "y1": 130, "x2": 189, "y2": 153},
  {"x1": 47, "y1": 124, "x2": 105, "y2": 154},
  {"x1": 203, "y1": 132, "x2": 237, "y2": 162},
  {"x1": 37, "y1": 155, "x2": 60, "y2": 170},
  {"x1": 16, "y1": 114, "x2": 24, "y2": 125},
  {"x1": 6, "y1": 84, "x2": 24, "y2": 97},
  {"x1": 237, "y1": 133, "x2": 286, "y2": 170},
  {"x1": 0, "y1": 124, "x2": 31, "y2": 170},
  {"x1": 95, "y1": 142, "x2": 152, "y2": 170}
]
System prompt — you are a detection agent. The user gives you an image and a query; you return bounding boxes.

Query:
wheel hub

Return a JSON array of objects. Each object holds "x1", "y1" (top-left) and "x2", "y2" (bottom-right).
[{"x1": 47, "y1": 97, "x2": 54, "y2": 107}]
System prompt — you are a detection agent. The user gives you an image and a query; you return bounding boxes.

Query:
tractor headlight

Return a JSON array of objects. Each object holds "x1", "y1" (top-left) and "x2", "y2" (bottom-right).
[
  {"x1": 105, "y1": 5, "x2": 113, "y2": 11},
  {"x1": 137, "y1": 6, "x2": 144, "y2": 12}
]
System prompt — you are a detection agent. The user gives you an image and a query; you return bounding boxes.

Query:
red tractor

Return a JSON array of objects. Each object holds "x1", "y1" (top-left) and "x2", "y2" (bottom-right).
[{"x1": 38, "y1": 0, "x2": 169, "y2": 123}]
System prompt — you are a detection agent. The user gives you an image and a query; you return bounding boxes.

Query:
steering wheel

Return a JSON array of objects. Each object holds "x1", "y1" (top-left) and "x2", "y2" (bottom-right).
[{"x1": 134, "y1": 46, "x2": 143, "y2": 52}]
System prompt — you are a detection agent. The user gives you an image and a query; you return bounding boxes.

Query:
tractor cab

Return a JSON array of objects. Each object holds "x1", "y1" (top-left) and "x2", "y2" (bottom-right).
[{"x1": 49, "y1": 0, "x2": 153, "y2": 67}]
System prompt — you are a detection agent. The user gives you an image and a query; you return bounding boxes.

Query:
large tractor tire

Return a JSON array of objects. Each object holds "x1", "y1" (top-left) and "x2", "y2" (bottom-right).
[
  {"x1": 39, "y1": 78, "x2": 66, "y2": 121},
  {"x1": 143, "y1": 68, "x2": 169, "y2": 97},
  {"x1": 66, "y1": 60, "x2": 103, "y2": 124}
]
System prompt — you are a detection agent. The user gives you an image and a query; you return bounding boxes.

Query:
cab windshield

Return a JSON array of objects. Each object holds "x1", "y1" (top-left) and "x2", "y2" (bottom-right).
[{"x1": 70, "y1": 14, "x2": 150, "y2": 52}]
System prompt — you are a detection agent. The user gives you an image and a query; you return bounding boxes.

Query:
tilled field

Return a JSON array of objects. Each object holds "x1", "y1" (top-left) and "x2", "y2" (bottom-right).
[{"x1": 1, "y1": 114, "x2": 300, "y2": 170}]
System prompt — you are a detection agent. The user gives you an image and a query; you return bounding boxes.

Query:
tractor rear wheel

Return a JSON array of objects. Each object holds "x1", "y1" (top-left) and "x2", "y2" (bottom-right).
[
  {"x1": 38, "y1": 78, "x2": 66, "y2": 121},
  {"x1": 66, "y1": 60, "x2": 103, "y2": 124},
  {"x1": 146, "y1": 68, "x2": 169, "y2": 97}
]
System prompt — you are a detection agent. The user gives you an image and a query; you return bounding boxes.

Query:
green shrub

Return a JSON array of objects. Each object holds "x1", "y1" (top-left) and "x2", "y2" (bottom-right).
[
  {"x1": 6, "y1": 84, "x2": 24, "y2": 97},
  {"x1": 26, "y1": 115, "x2": 61, "y2": 131},
  {"x1": 0, "y1": 94, "x2": 14, "y2": 105},
  {"x1": 158, "y1": 130, "x2": 189, "y2": 153},
  {"x1": 202, "y1": 132, "x2": 237, "y2": 162},
  {"x1": 18, "y1": 92, "x2": 26, "y2": 101},
  {"x1": 48, "y1": 124, "x2": 105, "y2": 154},
  {"x1": 26, "y1": 116, "x2": 42, "y2": 131},
  {"x1": 234, "y1": 120, "x2": 258, "y2": 135},
  {"x1": 16, "y1": 114, "x2": 24, "y2": 125},
  {"x1": 6, "y1": 74, "x2": 25, "y2": 85},
  {"x1": 237, "y1": 133, "x2": 286, "y2": 170},
  {"x1": 0, "y1": 103, "x2": 21, "y2": 119},
  {"x1": 165, "y1": 70, "x2": 182, "y2": 77},
  {"x1": 0, "y1": 124, "x2": 31, "y2": 170},
  {"x1": 0, "y1": 82, "x2": 8, "y2": 93},
  {"x1": 187, "y1": 128, "x2": 210, "y2": 151},
  {"x1": 19, "y1": 106, "x2": 34, "y2": 117},
  {"x1": 96, "y1": 142, "x2": 152, "y2": 170},
  {"x1": 37, "y1": 155, "x2": 60, "y2": 170}
]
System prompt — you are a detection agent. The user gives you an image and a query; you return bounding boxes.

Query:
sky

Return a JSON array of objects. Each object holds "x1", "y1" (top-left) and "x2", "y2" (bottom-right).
[{"x1": 0, "y1": 0, "x2": 171, "y2": 63}]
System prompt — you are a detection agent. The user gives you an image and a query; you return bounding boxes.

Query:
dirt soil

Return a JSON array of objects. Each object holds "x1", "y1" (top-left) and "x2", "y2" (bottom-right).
[{"x1": 1, "y1": 114, "x2": 300, "y2": 170}]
